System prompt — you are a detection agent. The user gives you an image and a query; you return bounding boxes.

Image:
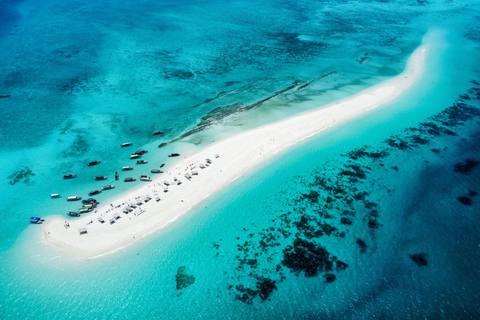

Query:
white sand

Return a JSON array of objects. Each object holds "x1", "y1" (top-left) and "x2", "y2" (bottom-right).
[{"x1": 43, "y1": 44, "x2": 428, "y2": 259}]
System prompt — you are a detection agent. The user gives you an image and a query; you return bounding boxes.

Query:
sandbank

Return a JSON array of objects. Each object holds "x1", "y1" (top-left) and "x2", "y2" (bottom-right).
[{"x1": 43, "y1": 44, "x2": 428, "y2": 259}]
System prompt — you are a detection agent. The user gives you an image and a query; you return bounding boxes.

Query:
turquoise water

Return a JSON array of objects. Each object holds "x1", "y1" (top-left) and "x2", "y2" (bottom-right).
[{"x1": 1, "y1": 0, "x2": 480, "y2": 319}]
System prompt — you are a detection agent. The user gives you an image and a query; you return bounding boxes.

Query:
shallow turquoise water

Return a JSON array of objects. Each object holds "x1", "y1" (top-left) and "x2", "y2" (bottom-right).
[{"x1": 1, "y1": 0, "x2": 480, "y2": 319}]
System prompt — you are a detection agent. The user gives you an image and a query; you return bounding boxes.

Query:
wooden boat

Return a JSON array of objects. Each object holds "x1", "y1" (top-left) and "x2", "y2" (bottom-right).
[
  {"x1": 67, "y1": 196, "x2": 82, "y2": 201},
  {"x1": 160, "y1": 163, "x2": 165, "y2": 168},
  {"x1": 63, "y1": 174, "x2": 76, "y2": 179},
  {"x1": 115, "y1": 171, "x2": 119, "y2": 180},
  {"x1": 94, "y1": 176, "x2": 107, "y2": 180},
  {"x1": 168, "y1": 153, "x2": 180, "y2": 157},
  {"x1": 153, "y1": 131, "x2": 164, "y2": 135},
  {"x1": 82, "y1": 198, "x2": 99, "y2": 204},
  {"x1": 130, "y1": 154, "x2": 141, "y2": 159},
  {"x1": 134, "y1": 150, "x2": 148, "y2": 155},
  {"x1": 136, "y1": 160, "x2": 147, "y2": 164},
  {"x1": 88, "y1": 190, "x2": 102, "y2": 196},
  {"x1": 87, "y1": 161, "x2": 101, "y2": 166},
  {"x1": 51, "y1": 193, "x2": 60, "y2": 198},
  {"x1": 151, "y1": 169, "x2": 163, "y2": 173},
  {"x1": 158, "y1": 142, "x2": 167, "y2": 148},
  {"x1": 122, "y1": 166, "x2": 133, "y2": 171},
  {"x1": 124, "y1": 177, "x2": 136, "y2": 182},
  {"x1": 67, "y1": 211, "x2": 80, "y2": 217},
  {"x1": 102, "y1": 185, "x2": 115, "y2": 190},
  {"x1": 121, "y1": 142, "x2": 132, "y2": 147},
  {"x1": 140, "y1": 175, "x2": 151, "y2": 181}
]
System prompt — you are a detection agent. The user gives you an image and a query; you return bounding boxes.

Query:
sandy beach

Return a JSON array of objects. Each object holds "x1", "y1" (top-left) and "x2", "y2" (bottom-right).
[{"x1": 43, "y1": 44, "x2": 428, "y2": 259}]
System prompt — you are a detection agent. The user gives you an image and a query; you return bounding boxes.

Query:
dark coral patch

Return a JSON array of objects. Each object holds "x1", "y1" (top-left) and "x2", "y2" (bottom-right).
[
  {"x1": 324, "y1": 273, "x2": 336, "y2": 283},
  {"x1": 356, "y1": 238, "x2": 368, "y2": 253},
  {"x1": 454, "y1": 159, "x2": 479, "y2": 174},
  {"x1": 282, "y1": 238, "x2": 334, "y2": 277}
]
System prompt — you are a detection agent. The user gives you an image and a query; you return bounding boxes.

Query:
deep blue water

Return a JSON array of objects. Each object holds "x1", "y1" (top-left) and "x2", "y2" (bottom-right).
[{"x1": 0, "y1": 0, "x2": 480, "y2": 319}]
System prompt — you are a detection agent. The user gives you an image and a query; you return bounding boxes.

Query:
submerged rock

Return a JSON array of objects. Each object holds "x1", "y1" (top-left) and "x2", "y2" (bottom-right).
[
  {"x1": 457, "y1": 196, "x2": 473, "y2": 205},
  {"x1": 410, "y1": 253, "x2": 428, "y2": 267},
  {"x1": 175, "y1": 266, "x2": 195, "y2": 290}
]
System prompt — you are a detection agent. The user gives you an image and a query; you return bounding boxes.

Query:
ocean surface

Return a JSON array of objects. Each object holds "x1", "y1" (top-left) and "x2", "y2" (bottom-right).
[{"x1": 1, "y1": 0, "x2": 480, "y2": 319}]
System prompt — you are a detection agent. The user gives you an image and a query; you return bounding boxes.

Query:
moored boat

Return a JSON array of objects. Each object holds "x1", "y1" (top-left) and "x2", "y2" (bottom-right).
[
  {"x1": 89, "y1": 190, "x2": 102, "y2": 196},
  {"x1": 94, "y1": 176, "x2": 107, "y2": 180},
  {"x1": 130, "y1": 154, "x2": 141, "y2": 159},
  {"x1": 160, "y1": 163, "x2": 165, "y2": 168},
  {"x1": 124, "y1": 177, "x2": 136, "y2": 182},
  {"x1": 51, "y1": 193, "x2": 60, "y2": 198},
  {"x1": 158, "y1": 142, "x2": 167, "y2": 148},
  {"x1": 103, "y1": 184, "x2": 115, "y2": 190},
  {"x1": 151, "y1": 169, "x2": 163, "y2": 173},
  {"x1": 63, "y1": 174, "x2": 77, "y2": 179},
  {"x1": 134, "y1": 150, "x2": 148, "y2": 155},
  {"x1": 122, "y1": 166, "x2": 133, "y2": 171},
  {"x1": 30, "y1": 217, "x2": 44, "y2": 224},
  {"x1": 140, "y1": 175, "x2": 151, "y2": 181},
  {"x1": 67, "y1": 196, "x2": 82, "y2": 201},
  {"x1": 168, "y1": 153, "x2": 180, "y2": 157},
  {"x1": 79, "y1": 208, "x2": 90, "y2": 214},
  {"x1": 67, "y1": 211, "x2": 80, "y2": 217},
  {"x1": 87, "y1": 161, "x2": 101, "y2": 166},
  {"x1": 121, "y1": 142, "x2": 132, "y2": 147},
  {"x1": 153, "y1": 131, "x2": 164, "y2": 135},
  {"x1": 136, "y1": 160, "x2": 147, "y2": 164},
  {"x1": 82, "y1": 198, "x2": 99, "y2": 204},
  {"x1": 115, "y1": 171, "x2": 119, "y2": 180}
]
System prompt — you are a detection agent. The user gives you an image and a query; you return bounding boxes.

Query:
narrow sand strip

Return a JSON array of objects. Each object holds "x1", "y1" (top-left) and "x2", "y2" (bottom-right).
[{"x1": 43, "y1": 44, "x2": 428, "y2": 259}]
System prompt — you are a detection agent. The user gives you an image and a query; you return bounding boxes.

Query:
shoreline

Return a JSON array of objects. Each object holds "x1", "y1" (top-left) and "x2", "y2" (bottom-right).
[{"x1": 42, "y1": 44, "x2": 429, "y2": 259}]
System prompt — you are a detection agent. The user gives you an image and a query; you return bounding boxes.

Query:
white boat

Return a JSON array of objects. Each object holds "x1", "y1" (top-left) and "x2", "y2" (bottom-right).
[{"x1": 51, "y1": 193, "x2": 60, "y2": 198}]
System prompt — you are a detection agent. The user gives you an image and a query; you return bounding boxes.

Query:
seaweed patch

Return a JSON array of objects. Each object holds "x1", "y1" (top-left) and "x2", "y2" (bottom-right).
[
  {"x1": 8, "y1": 167, "x2": 35, "y2": 185},
  {"x1": 213, "y1": 82, "x2": 480, "y2": 304},
  {"x1": 175, "y1": 266, "x2": 195, "y2": 290}
]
